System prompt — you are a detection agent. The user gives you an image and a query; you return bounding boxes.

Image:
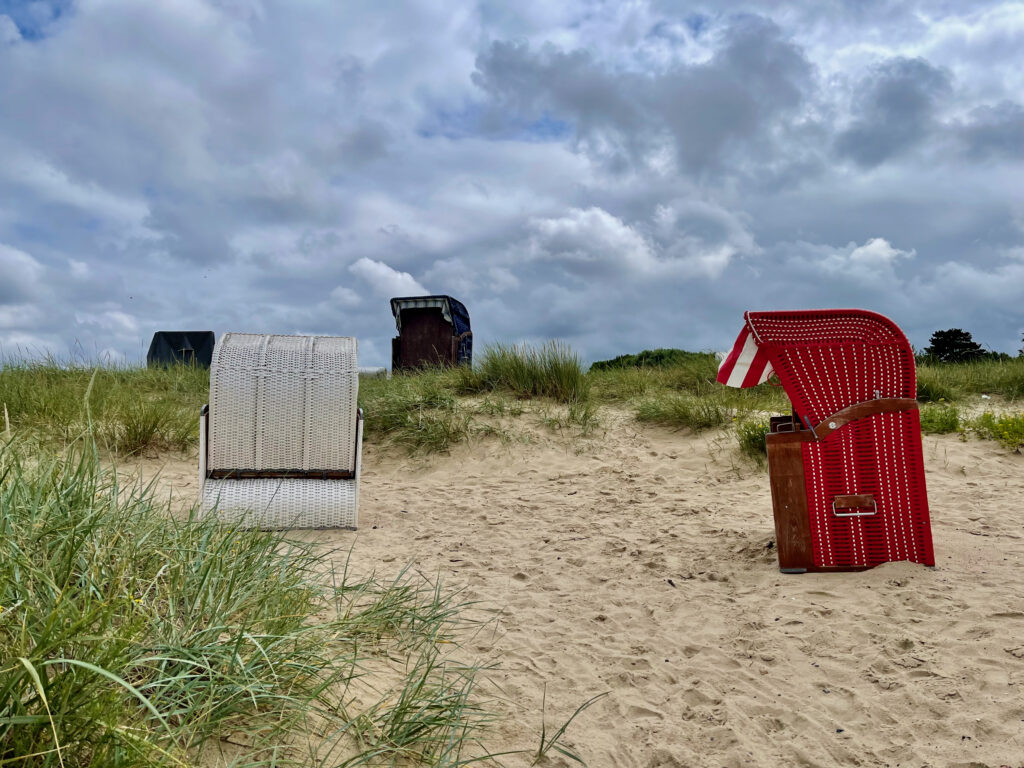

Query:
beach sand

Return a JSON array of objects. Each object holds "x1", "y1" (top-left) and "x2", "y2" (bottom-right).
[{"x1": 136, "y1": 407, "x2": 1024, "y2": 767}]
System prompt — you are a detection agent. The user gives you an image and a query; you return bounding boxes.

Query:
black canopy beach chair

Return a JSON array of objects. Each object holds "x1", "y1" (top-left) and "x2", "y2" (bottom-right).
[{"x1": 147, "y1": 331, "x2": 215, "y2": 367}]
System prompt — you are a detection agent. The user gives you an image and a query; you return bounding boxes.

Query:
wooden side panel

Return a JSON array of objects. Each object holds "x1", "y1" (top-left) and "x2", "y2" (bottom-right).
[
  {"x1": 766, "y1": 433, "x2": 813, "y2": 571},
  {"x1": 397, "y1": 308, "x2": 455, "y2": 369}
]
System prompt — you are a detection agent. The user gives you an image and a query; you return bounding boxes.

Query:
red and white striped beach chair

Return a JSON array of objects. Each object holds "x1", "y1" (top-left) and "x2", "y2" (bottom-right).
[{"x1": 718, "y1": 309, "x2": 935, "y2": 573}]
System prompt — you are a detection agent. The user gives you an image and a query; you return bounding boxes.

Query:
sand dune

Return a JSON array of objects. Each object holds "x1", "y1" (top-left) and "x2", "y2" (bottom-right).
[{"x1": 139, "y1": 407, "x2": 1024, "y2": 767}]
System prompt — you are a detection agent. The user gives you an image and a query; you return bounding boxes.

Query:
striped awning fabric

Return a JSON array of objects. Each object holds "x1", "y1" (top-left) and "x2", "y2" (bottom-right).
[
  {"x1": 717, "y1": 323, "x2": 774, "y2": 388},
  {"x1": 392, "y1": 297, "x2": 453, "y2": 330}
]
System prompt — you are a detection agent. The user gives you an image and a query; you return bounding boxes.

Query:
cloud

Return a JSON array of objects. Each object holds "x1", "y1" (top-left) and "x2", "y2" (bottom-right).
[
  {"x1": 835, "y1": 57, "x2": 953, "y2": 167},
  {"x1": 956, "y1": 101, "x2": 1024, "y2": 160},
  {"x1": 0, "y1": 15, "x2": 20, "y2": 44},
  {"x1": 472, "y1": 15, "x2": 814, "y2": 175},
  {"x1": 348, "y1": 257, "x2": 428, "y2": 297},
  {"x1": 329, "y1": 286, "x2": 362, "y2": 307},
  {"x1": 0, "y1": 0, "x2": 1022, "y2": 364},
  {"x1": 0, "y1": 244, "x2": 45, "y2": 303},
  {"x1": 527, "y1": 203, "x2": 756, "y2": 279},
  {"x1": 529, "y1": 208, "x2": 659, "y2": 276},
  {"x1": 785, "y1": 237, "x2": 915, "y2": 286}
]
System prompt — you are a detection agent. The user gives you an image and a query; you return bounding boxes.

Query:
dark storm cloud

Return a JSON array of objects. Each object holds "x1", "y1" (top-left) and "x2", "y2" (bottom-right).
[
  {"x1": 834, "y1": 57, "x2": 953, "y2": 167},
  {"x1": 473, "y1": 15, "x2": 814, "y2": 174},
  {"x1": 957, "y1": 101, "x2": 1024, "y2": 160}
]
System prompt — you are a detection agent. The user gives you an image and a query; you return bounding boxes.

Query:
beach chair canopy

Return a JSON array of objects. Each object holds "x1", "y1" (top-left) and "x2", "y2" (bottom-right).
[
  {"x1": 147, "y1": 331, "x2": 215, "y2": 367},
  {"x1": 199, "y1": 333, "x2": 363, "y2": 530},
  {"x1": 717, "y1": 309, "x2": 916, "y2": 426},
  {"x1": 390, "y1": 295, "x2": 472, "y2": 368},
  {"x1": 718, "y1": 309, "x2": 933, "y2": 571}
]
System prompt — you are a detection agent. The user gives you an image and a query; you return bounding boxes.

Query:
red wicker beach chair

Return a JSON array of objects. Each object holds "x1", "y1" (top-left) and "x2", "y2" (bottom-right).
[{"x1": 718, "y1": 309, "x2": 935, "y2": 573}]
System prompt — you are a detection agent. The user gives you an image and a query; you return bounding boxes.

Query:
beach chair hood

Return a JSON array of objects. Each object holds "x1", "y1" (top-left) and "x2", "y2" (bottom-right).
[{"x1": 717, "y1": 309, "x2": 916, "y2": 426}]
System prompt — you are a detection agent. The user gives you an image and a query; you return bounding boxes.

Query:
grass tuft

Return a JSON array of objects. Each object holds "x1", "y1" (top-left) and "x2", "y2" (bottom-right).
[
  {"x1": 916, "y1": 357, "x2": 1024, "y2": 401},
  {"x1": 919, "y1": 404, "x2": 961, "y2": 434},
  {"x1": 636, "y1": 395, "x2": 731, "y2": 432},
  {"x1": 0, "y1": 358, "x2": 207, "y2": 454},
  {"x1": 0, "y1": 437, "x2": 490, "y2": 765},
  {"x1": 735, "y1": 419, "x2": 770, "y2": 462},
  {"x1": 470, "y1": 342, "x2": 590, "y2": 404}
]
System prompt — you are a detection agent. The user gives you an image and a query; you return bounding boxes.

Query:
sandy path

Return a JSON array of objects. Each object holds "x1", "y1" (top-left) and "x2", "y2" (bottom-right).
[{"x1": 135, "y1": 408, "x2": 1024, "y2": 768}]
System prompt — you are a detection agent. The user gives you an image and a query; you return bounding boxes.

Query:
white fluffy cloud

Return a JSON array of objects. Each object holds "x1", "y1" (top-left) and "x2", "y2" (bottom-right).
[{"x1": 348, "y1": 258, "x2": 429, "y2": 298}]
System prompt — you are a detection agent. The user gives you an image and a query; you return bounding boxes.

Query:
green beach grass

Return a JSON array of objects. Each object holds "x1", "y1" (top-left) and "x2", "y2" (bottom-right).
[{"x1": 0, "y1": 437, "x2": 494, "y2": 766}]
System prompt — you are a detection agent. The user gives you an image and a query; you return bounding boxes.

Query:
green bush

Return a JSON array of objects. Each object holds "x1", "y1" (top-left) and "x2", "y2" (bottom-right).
[
  {"x1": 589, "y1": 348, "x2": 716, "y2": 371},
  {"x1": 968, "y1": 411, "x2": 1024, "y2": 451}
]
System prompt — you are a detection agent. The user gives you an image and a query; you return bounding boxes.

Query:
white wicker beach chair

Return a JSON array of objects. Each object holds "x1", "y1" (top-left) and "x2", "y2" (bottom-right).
[{"x1": 198, "y1": 333, "x2": 363, "y2": 529}]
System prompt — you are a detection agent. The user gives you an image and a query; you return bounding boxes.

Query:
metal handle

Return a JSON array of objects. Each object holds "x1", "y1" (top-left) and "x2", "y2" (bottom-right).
[{"x1": 832, "y1": 497, "x2": 877, "y2": 517}]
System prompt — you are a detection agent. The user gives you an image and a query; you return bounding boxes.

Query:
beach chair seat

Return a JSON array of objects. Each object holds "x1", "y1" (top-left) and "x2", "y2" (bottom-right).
[
  {"x1": 718, "y1": 309, "x2": 934, "y2": 572},
  {"x1": 198, "y1": 333, "x2": 363, "y2": 529}
]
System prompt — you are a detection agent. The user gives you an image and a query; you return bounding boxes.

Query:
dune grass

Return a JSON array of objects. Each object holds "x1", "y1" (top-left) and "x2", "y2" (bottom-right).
[
  {"x1": 0, "y1": 358, "x2": 206, "y2": 454},
  {"x1": 919, "y1": 404, "x2": 962, "y2": 434},
  {"x1": 589, "y1": 354, "x2": 787, "y2": 433},
  {"x1": 735, "y1": 418, "x2": 771, "y2": 462},
  {"x1": 0, "y1": 437, "x2": 493, "y2": 766},
  {"x1": 459, "y1": 341, "x2": 591, "y2": 404},
  {"x1": 1, "y1": 347, "x2": 1020, "y2": 461},
  {"x1": 916, "y1": 357, "x2": 1024, "y2": 401}
]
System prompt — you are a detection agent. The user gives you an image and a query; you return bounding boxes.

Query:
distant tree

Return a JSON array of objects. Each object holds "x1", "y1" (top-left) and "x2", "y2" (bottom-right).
[
  {"x1": 923, "y1": 328, "x2": 986, "y2": 363},
  {"x1": 1020, "y1": 331, "x2": 1023, "y2": 358}
]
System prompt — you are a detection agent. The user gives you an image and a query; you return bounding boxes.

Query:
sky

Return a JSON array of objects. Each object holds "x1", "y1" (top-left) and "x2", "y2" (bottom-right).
[{"x1": 1, "y1": 0, "x2": 1022, "y2": 366}]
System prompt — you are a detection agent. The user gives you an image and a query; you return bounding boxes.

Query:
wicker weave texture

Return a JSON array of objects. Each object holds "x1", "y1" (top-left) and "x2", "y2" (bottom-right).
[
  {"x1": 746, "y1": 309, "x2": 934, "y2": 569},
  {"x1": 200, "y1": 476, "x2": 358, "y2": 530},
  {"x1": 208, "y1": 333, "x2": 358, "y2": 472}
]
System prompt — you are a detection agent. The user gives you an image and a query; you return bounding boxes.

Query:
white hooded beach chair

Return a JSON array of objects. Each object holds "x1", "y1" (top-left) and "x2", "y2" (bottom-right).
[{"x1": 198, "y1": 333, "x2": 363, "y2": 529}]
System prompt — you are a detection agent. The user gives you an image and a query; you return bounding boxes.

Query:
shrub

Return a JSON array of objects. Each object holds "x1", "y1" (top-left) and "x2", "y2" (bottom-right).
[
  {"x1": 589, "y1": 348, "x2": 716, "y2": 371},
  {"x1": 923, "y1": 328, "x2": 986, "y2": 363},
  {"x1": 968, "y1": 411, "x2": 1024, "y2": 451}
]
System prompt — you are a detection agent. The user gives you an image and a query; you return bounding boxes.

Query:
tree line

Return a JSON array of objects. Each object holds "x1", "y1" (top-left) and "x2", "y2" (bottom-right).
[{"x1": 921, "y1": 328, "x2": 1023, "y2": 363}]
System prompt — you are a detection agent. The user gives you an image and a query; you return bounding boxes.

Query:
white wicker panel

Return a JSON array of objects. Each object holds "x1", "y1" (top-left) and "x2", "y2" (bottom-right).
[
  {"x1": 208, "y1": 333, "x2": 358, "y2": 471},
  {"x1": 200, "y1": 477, "x2": 358, "y2": 530},
  {"x1": 209, "y1": 334, "x2": 261, "y2": 469}
]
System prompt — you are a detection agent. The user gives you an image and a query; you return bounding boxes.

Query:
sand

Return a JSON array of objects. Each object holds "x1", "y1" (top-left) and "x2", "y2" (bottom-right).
[{"x1": 136, "y1": 407, "x2": 1024, "y2": 767}]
